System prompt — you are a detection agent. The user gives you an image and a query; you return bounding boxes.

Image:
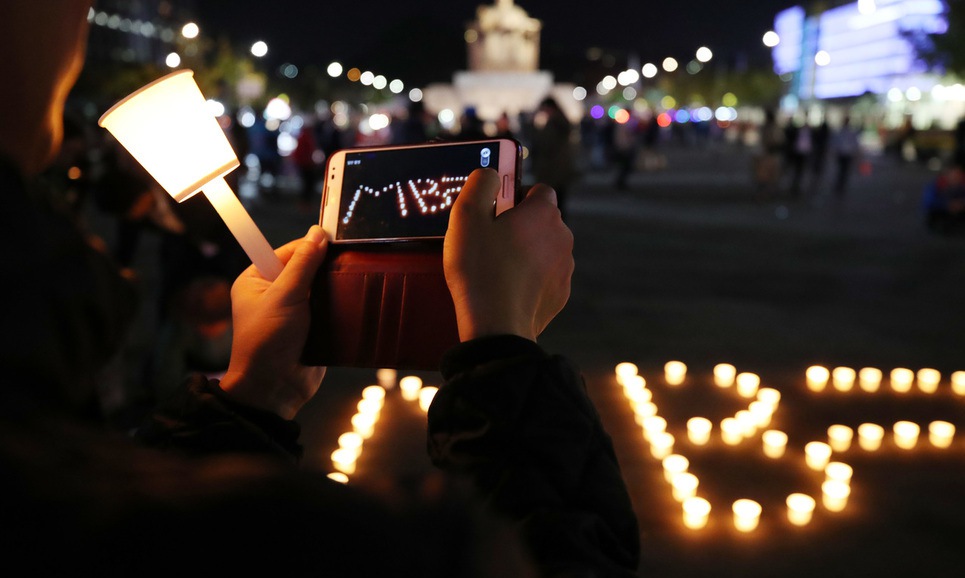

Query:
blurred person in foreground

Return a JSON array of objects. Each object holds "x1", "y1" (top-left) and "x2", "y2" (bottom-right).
[{"x1": 0, "y1": 2, "x2": 639, "y2": 576}]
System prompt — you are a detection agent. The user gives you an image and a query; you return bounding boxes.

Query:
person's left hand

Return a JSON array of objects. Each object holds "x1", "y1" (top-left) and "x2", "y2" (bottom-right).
[{"x1": 219, "y1": 225, "x2": 328, "y2": 419}]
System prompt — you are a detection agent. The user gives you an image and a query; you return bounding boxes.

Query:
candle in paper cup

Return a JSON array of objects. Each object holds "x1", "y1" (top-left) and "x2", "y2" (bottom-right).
[
  {"x1": 664, "y1": 361, "x2": 687, "y2": 386},
  {"x1": 642, "y1": 416, "x2": 667, "y2": 442},
  {"x1": 786, "y1": 493, "x2": 816, "y2": 526},
  {"x1": 805, "y1": 441, "x2": 832, "y2": 470},
  {"x1": 928, "y1": 420, "x2": 955, "y2": 448},
  {"x1": 736, "y1": 372, "x2": 760, "y2": 398},
  {"x1": 822, "y1": 480, "x2": 850, "y2": 512},
  {"x1": 806, "y1": 366, "x2": 830, "y2": 392},
  {"x1": 827, "y1": 424, "x2": 853, "y2": 453},
  {"x1": 825, "y1": 462, "x2": 853, "y2": 485},
  {"x1": 331, "y1": 448, "x2": 357, "y2": 475},
  {"x1": 714, "y1": 363, "x2": 736, "y2": 387},
  {"x1": 682, "y1": 497, "x2": 711, "y2": 530},
  {"x1": 362, "y1": 385, "x2": 386, "y2": 403},
  {"x1": 376, "y1": 369, "x2": 397, "y2": 389},
  {"x1": 671, "y1": 472, "x2": 699, "y2": 502},
  {"x1": 916, "y1": 368, "x2": 941, "y2": 394},
  {"x1": 832, "y1": 367, "x2": 856, "y2": 392},
  {"x1": 338, "y1": 432, "x2": 364, "y2": 458},
  {"x1": 662, "y1": 454, "x2": 689, "y2": 483},
  {"x1": 351, "y1": 412, "x2": 376, "y2": 439},
  {"x1": 622, "y1": 374, "x2": 646, "y2": 394},
  {"x1": 732, "y1": 499, "x2": 762, "y2": 532},
  {"x1": 890, "y1": 368, "x2": 914, "y2": 393},
  {"x1": 757, "y1": 387, "x2": 781, "y2": 409},
  {"x1": 858, "y1": 367, "x2": 882, "y2": 392},
  {"x1": 687, "y1": 417, "x2": 712, "y2": 446},
  {"x1": 857, "y1": 423, "x2": 884, "y2": 451},
  {"x1": 399, "y1": 376, "x2": 423, "y2": 401},
  {"x1": 952, "y1": 371, "x2": 965, "y2": 396},
  {"x1": 615, "y1": 362, "x2": 638, "y2": 385},
  {"x1": 748, "y1": 401, "x2": 773, "y2": 429},
  {"x1": 650, "y1": 432, "x2": 675, "y2": 460},
  {"x1": 418, "y1": 386, "x2": 438, "y2": 412},
  {"x1": 720, "y1": 418, "x2": 743, "y2": 446},
  {"x1": 633, "y1": 402, "x2": 658, "y2": 424},
  {"x1": 893, "y1": 421, "x2": 920, "y2": 450},
  {"x1": 762, "y1": 430, "x2": 788, "y2": 458}
]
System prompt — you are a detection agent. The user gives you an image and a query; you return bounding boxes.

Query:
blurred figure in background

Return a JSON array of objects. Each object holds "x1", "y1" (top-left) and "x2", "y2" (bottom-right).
[
  {"x1": 753, "y1": 109, "x2": 785, "y2": 201},
  {"x1": 611, "y1": 108, "x2": 640, "y2": 190},
  {"x1": 530, "y1": 96, "x2": 576, "y2": 221},
  {"x1": 832, "y1": 115, "x2": 862, "y2": 196},
  {"x1": 293, "y1": 115, "x2": 320, "y2": 212}
]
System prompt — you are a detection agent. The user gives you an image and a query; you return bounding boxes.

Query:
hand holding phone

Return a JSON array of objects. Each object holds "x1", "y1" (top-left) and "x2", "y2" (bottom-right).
[
  {"x1": 444, "y1": 169, "x2": 574, "y2": 342},
  {"x1": 321, "y1": 139, "x2": 521, "y2": 243}
]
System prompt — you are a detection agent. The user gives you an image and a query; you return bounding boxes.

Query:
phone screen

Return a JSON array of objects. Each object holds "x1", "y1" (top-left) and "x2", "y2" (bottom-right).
[{"x1": 334, "y1": 140, "x2": 512, "y2": 241}]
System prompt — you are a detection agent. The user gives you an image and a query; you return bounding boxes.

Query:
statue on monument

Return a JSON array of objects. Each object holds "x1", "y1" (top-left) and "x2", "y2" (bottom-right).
[{"x1": 467, "y1": 0, "x2": 542, "y2": 73}]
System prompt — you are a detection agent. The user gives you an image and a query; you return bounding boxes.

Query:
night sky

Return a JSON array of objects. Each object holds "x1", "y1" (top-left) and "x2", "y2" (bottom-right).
[{"x1": 193, "y1": 0, "x2": 792, "y2": 85}]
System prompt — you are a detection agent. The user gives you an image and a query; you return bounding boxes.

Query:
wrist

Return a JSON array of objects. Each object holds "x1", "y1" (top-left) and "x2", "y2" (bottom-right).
[{"x1": 218, "y1": 369, "x2": 303, "y2": 420}]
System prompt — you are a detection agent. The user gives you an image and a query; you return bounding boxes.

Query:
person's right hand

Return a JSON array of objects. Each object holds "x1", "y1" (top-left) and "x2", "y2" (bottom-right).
[{"x1": 443, "y1": 168, "x2": 574, "y2": 342}]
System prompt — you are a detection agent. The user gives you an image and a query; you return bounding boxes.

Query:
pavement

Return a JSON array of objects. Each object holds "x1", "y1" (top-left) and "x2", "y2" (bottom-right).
[{"x1": 107, "y1": 141, "x2": 965, "y2": 576}]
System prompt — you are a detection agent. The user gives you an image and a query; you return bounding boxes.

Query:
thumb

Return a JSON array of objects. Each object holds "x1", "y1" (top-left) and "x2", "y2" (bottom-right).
[
  {"x1": 272, "y1": 225, "x2": 328, "y2": 299},
  {"x1": 452, "y1": 168, "x2": 501, "y2": 223},
  {"x1": 522, "y1": 183, "x2": 558, "y2": 207}
]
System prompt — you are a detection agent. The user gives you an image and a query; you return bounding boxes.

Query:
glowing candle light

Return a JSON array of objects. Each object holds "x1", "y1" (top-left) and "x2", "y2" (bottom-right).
[
  {"x1": 831, "y1": 367, "x2": 856, "y2": 392},
  {"x1": 642, "y1": 416, "x2": 668, "y2": 442},
  {"x1": 762, "y1": 430, "x2": 788, "y2": 459},
  {"x1": 357, "y1": 398, "x2": 382, "y2": 416},
  {"x1": 671, "y1": 472, "x2": 699, "y2": 502},
  {"x1": 928, "y1": 420, "x2": 955, "y2": 448},
  {"x1": 362, "y1": 385, "x2": 386, "y2": 403},
  {"x1": 890, "y1": 368, "x2": 914, "y2": 393},
  {"x1": 821, "y1": 480, "x2": 851, "y2": 512},
  {"x1": 418, "y1": 386, "x2": 438, "y2": 412},
  {"x1": 893, "y1": 421, "x2": 920, "y2": 450},
  {"x1": 786, "y1": 493, "x2": 816, "y2": 526},
  {"x1": 805, "y1": 441, "x2": 832, "y2": 471},
  {"x1": 615, "y1": 362, "x2": 639, "y2": 385},
  {"x1": 650, "y1": 432, "x2": 675, "y2": 460},
  {"x1": 720, "y1": 418, "x2": 743, "y2": 446},
  {"x1": 399, "y1": 376, "x2": 423, "y2": 401},
  {"x1": 827, "y1": 424, "x2": 853, "y2": 453},
  {"x1": 376, "y1": 369, "x2": 397, "y2": 389},
  {"x1": 714, "y1": 363, "x2": 736, "y2": 387},
  {"x1": 806, "y1": 366, "x2": 830, "y2": 392},
  {"x1": 687, "y1": 417, "x2": 712, "y2": 446},
  {"x1": 736, "y1": 372, "x2": 760, "y2": 398},
  {"x1": 662, "y1": 454, "x2": 689, "y2": 483},
  {"x1": 623, "y1": 374, "x2": 647, "y2": 392},
  {"x1": 331, "y1": 448, "x2": 357, "y2": 475},
  {"x1": 664, "y1": 361, "x2": 687, "y2": 386},
  {"x1": 327, "y1": 472, "x2": 349, "y2": 484},
  {"x1": 337, "y1": 432, "x2": 364, "y2": 458},
  {"x1": 952, "y1": 371, "x2": 965, "y2": 396},
  {"x1": 625, "y1": 384, "x2": 652, "y2": 405},
  {"x1": 633, "y1": 402, "x2": 658, "y2": 424},
  {"x1": 682, "y1": 497, "x2": 711, "y2": 530},
  {"x1": 825, "y1": 462, "x2": 853, "y2": 486},
  {"x1": 757, "y1": 387, "x2": 781, "y2": 409},
  {"x1": 735, "y1": 410, "x2": 758, "y2": 437},
  {"x1": 858, "y1": 367, "x2": 882, "y2": 392},
  {"x1": 857, "y1": 423, "x2": 884, "y2": 451},
  {"x1": 99, "y1": 70, "x2": 283, "y2": 280},
  {"x1": 916, "y1": 368, "x2": 941, "y2": 394},
  {"x1": 732, "y1": 499, "x2": 762, "y2": 532},
  {"x1": 351, "y1": 412, "x2": 376, "y2": 439},
  {"x1": 748, "y1": 401, "x2": 773, "y2": 429}
]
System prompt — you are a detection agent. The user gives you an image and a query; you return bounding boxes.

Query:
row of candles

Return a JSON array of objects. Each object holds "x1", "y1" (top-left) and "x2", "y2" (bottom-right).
[
  {"x1": 804, "y1": 365, "x2": 965, "y2": 395},
  {"x1": 616, "y1": 361, "x2": 959, "y2": 532},
  {"x1": 327, "y1": 372, "x2": 438, "y2": 483}
]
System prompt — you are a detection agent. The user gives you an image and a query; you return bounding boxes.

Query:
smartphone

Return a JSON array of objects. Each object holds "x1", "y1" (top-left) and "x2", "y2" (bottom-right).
[{"x1": 321, "y1": 138, "x2": 522, "y2": 243}]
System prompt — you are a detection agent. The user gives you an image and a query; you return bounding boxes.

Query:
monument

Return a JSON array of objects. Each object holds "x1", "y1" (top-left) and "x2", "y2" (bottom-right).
[{"x1": 422, "y1": 0, "x2": 581, "y2": 127}]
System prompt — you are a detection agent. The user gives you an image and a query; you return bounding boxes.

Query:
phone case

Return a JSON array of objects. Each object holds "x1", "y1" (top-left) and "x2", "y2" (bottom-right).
[{"x1": 301, "y1": 241, "x2": 460, "y2": 370}]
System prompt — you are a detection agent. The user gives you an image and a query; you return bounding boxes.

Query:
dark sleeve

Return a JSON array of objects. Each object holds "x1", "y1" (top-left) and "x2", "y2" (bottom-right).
[
  {"x1": 135, "y1": 374, "x2": 303, "y2": 464},
  {"x1": 428, "y1": 335, "x2": 641, "y2": 577}
]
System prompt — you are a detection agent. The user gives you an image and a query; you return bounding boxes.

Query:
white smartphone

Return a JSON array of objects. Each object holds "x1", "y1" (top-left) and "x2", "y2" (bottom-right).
[{"x1": 320, "y1": 138, "x2": 522, "y2": 243}]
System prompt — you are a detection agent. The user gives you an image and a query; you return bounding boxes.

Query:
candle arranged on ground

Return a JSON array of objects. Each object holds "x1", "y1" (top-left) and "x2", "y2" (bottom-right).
[
  {"x1": 805, "y1": 442, "x2": 833, "y2": 471},
  {"x1": 733, "y1": 499, "x2": 763, "y2": 532},
  {"x1": 615, "y1": 362, "x2": 639, "y2": 386},
  {"x1": 671, "y1": 472, "x2": 699, "y2": 502},
  {"x1": 687, "y1": 417, "x2": 712, "y2": 446},
  {"x1": 858, "y1": 423, "x2": 885, "y2": 451},
  {"x1": 664, "y1": 361, "x2": 687, "y2": 386},
  {"x1": 832, "y1": 367, "x2": 856, "y2": 392},
  {"x1": 893, "y1": 421, "x2": 920, "y2": 450},
  {"x1": 890, "y1": 368, "x2": 914, "y2": 393},
  {"x1": 952, "y1": 371, "x2": 965, "y2": 396},
  {"x1": 663, "y1": 454, "x2": 689, "y2": 483},
  {"x1": 822, "y1": 480, "x2": 851, "y2": 512},
  {"x1": 825, "y1": 462, "x2": 853, "y2": 486},
  {"x1": 827, "y1": 425, "x2": 853, "y2": 453},
  {"x1": 762, "y1": 430, "x2": 788, "y2": 459},
  {"x1": 399, "y1": 376, "x2": 423, "y2": 401},
  {"x1": 916, "y1": 368, "x2": 941, "y2": 394},
  {"x1": 806, "y1": 366, "x2": 830, "y2": 392},
  {"x1": 928, "y1": 420, "x2": 955, "y2": 448},
  {"x1": 786, "y1": 493, "x2": 816, "y2": 526},
  {"x1": 682, "y1": 497, "x2": 711, "y2": 530},
  {"x1": 736, "y1": 372, "x2": 760, "y2": 398},
  {"x1": 714, "y1": 363, "x2": 736, "y2": 387},
  {"x1": 858, "y1": 367, "x2": 882, "y2": 392}
]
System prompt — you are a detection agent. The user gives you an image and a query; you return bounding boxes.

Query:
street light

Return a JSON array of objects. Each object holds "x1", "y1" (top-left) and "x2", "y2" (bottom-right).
[
  {"x1": 763, "y1": 31, "x2": 780, "y2": 48},
  {"x1": 251, "y1": 40, "x2": 268, "y2": 58},
  {"x1": 662, "y1": 57, "x2": 679, "y2": 72},
  {"x1": 181, "y1": 22, "x2": 199, "y2": 39},
  {"x1": 696, "y1": 46, "x2": 713, "y2": 63}
]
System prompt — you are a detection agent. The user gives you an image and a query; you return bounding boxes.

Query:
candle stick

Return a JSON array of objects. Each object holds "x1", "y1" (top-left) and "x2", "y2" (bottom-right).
[
  {"x1": 786, "y1": 493, "x2": 816, "y2": 526},
  {"x1": 732, "y1": 499, "x2": 762, "y2": 532},
  {"x1": 858, "y1": 367, "x2": 882, "y2": 392},
  {"x1": 857, "y1": 423, "x2": 884, "y2": 451},
  {"x1": 714, "y1": 363, "x2": 736, "y2": 387},
  {"x1": 98, "y1": 71, "x2": 283, "y2": 280}
]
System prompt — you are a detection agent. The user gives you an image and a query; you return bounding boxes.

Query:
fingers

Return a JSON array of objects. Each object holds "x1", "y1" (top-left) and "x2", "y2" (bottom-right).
[
  {"x1": 523, "y1": 183, "x2": 558, "y2": 207},
  {"x1": 452, "y1": 168, "x2": 501, "y2": 220}
]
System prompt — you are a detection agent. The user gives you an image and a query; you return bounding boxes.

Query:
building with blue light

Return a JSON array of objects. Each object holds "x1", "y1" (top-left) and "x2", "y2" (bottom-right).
[{"x1": 770, "y1": 0, "x2": 959, "y2": 137}]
